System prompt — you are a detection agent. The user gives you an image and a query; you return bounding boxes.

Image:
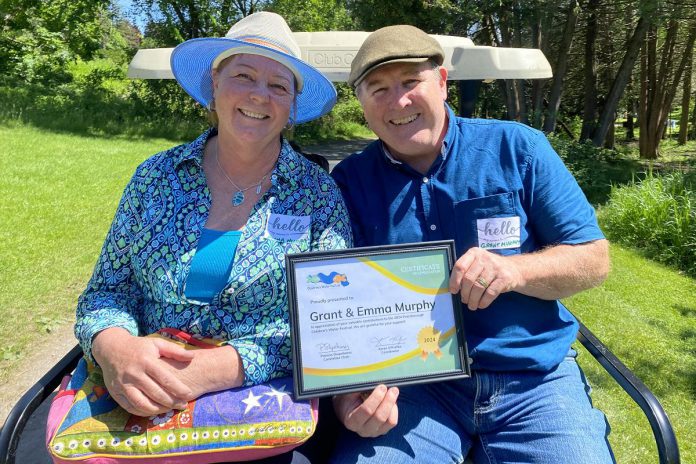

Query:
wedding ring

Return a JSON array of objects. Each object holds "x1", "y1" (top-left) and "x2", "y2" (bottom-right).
[{"x1": 476, "y1": 277, "x2": 490, "y2": 289}]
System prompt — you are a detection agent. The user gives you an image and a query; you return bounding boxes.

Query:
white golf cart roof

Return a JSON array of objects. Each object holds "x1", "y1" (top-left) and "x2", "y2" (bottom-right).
[{"x1": 127, "y1": 31, "x2": 552, "y2": 81}]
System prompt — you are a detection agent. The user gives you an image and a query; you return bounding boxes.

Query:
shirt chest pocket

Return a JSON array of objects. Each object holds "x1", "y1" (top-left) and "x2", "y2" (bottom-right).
[{"x1": 453, "y1": 192, "x2": 521, "y2": 256}]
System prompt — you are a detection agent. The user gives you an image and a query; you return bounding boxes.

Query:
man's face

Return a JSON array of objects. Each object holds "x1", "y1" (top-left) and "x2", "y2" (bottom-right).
[{"x1": 356, "y1": 61, "x2": 448, "y2": 163}]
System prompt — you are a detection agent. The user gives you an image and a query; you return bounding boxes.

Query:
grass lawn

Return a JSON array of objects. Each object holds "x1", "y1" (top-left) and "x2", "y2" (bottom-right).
[
  {"x1": 0, "y1": 123, "x2": 179, "y2": 373},
  {"x1": 1, "y1": 124, "x2": 694, "y2": 462}
]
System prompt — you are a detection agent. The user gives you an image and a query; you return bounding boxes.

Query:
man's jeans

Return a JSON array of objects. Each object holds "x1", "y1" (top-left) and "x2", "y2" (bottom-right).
[{"x1": 331, "y1": 351, "x2": 615, "y2": 464}]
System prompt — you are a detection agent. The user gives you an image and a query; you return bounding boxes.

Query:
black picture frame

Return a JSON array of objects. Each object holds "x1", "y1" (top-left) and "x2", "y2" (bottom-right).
[{"x1": 285, "y1": 240, "x2": 470, "y2": 400}]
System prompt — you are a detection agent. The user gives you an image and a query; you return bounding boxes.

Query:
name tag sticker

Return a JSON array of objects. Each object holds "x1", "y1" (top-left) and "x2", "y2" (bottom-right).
[
  {"x1": 266, "y1": 213, "x2": 311, "y2": 240},
  {"x1": 476, "y1": 216, "x2": 521, "y2": 250}
]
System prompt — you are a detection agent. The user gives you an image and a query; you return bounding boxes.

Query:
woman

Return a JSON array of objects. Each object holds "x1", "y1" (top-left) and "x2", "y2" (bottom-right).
[{"x1": 74, "y1": 12, "x2": 351, "y2": 419}]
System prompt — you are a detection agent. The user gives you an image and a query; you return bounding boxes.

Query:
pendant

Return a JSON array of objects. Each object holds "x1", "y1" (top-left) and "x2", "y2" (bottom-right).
[{"x1": 232, "y1": 191, "x2": 245, "y2": 206}]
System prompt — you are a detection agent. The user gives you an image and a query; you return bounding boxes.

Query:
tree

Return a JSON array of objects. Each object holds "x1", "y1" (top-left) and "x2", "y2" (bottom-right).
[
  {"x1": 0, "y1": 0, "x2": 110, "y2": 85},
  {"x1": 638, "y1": 8, "x2": 696, "y2": 158},
  {"x1": 543, "y1": 0, "x2": 579, "y2": 133}
]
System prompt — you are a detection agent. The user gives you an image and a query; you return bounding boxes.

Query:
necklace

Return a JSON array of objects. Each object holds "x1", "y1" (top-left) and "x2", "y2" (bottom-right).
[{"x1": 214, "y1": 144, "x2": 274, "y2": 207}]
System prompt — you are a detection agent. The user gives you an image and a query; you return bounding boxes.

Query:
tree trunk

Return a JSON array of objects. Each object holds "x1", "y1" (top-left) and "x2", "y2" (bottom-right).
[
  {"x1": 592, "y1": 15, "x2": 653, "y2": 147},
  {"x1": 678, "y1": 53, "x2": 692, "y2": 144},
  {"x1": 626, "y1": 104, "x2": 635, "y2": 140},
  {"x1": 640, "y1": 20, "x2": 696, "y2": 158},
  {"x1": 580, "y1": 0, "x2": 599, "y2": 140},
  {"x1": 543, "y1": 0, "x2": 579, "y2": 133}
]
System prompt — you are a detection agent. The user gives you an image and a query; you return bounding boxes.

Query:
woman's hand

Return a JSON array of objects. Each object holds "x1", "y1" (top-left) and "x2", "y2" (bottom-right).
[
  {"x1": 332, "y1": 384, "x2": 399, "y2": 437},
  {"x1": 161, "y1": 345, "x2": 245, "y2": 399},
  {"x1": 92, "y1": 328, "x2": 195, "y2": 416}
]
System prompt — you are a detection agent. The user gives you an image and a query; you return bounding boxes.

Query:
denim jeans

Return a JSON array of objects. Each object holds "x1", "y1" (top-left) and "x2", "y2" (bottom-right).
[{"x1": 330, "y1": 351, "x2": 615, "y2": 464}]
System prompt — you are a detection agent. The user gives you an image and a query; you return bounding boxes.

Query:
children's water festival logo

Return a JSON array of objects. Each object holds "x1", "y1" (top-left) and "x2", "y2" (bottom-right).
[{"x1": 306, "y1": 272, "x2": 350, "y2": 287}]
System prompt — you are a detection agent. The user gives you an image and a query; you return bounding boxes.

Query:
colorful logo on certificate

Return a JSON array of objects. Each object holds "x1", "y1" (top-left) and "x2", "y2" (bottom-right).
[{"x1": 306, "y1": 272, "x2": 350, "y2": 287}]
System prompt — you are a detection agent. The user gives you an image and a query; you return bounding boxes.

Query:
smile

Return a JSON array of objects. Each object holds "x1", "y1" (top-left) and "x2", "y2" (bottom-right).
[
  {"x1": 239, "y1": 108, "x2": 268, "y2": 119},
  {"x1": 390, "y1": 114, "x2": 419, "y2": 125}
]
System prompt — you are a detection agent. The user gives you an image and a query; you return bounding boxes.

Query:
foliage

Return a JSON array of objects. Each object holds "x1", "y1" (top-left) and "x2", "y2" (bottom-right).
[
  {"x1": 548, "y1": 135, "x2": 639, "y2": 204},
  {"x1": 599, "y1": 171, "x2": 696, "y2": 277},
  {"x1": 0, "y1": 0, "x2": 111, "y2": 85},
  {"x1": 269, "y1": 0, "x2": 353, "y2": 31}
]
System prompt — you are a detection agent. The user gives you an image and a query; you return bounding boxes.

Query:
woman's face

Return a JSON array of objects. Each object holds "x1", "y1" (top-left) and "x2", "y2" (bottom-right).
[{"x1": 212, "y1": 53, "x2": 295, "y2": 149}]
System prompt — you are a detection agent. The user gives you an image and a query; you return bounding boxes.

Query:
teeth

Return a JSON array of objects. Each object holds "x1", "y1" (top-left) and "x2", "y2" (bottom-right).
[
  {"x1": 390, "y1": 114, "x2": 418, "y2": 125},
  {"x1": 239, "y1": 109, "x2": 267, "y2": 119}
]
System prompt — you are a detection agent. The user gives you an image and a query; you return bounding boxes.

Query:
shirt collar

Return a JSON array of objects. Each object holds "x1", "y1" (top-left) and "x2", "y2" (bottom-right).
[{"x1": 172, "y1": 128, "x2": 215, "y2": 168}]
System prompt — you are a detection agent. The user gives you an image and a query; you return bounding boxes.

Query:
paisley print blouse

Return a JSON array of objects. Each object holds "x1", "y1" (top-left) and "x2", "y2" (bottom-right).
[{"x1": 75, "y1": 129, "x2": 352, "y2": 386}]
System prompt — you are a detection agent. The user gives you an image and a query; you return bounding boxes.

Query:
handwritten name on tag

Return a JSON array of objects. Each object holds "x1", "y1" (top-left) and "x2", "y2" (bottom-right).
[
  {"x1": 266, "y1": 213, "x2": 311, "y2": 240},
  {"x1": 476, "y1": 216, "x2": 521, "y2": 250}
]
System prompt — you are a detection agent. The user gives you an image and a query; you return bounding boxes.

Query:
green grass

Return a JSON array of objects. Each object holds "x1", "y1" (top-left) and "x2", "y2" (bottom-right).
[
  {"x1": 566, "y1": 244, "x2": 696, "y2": 463},
  {"x1": 0, "y1": 123, "x2": 179, "y2": 376},
  {"x1": 0, "y1": 124, "x2": 693, "y2": 462}
]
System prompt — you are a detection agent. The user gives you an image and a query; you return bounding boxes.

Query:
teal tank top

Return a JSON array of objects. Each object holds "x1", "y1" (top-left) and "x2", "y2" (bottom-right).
[{"x1": 184, "y1": 228, "x2": 241, "y2": 303}]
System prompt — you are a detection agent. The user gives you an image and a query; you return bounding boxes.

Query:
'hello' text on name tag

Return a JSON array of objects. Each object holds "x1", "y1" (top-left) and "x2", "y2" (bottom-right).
[
  {"x1": 266, "y1": 213, "x2": 311, "y2": 240},
  {"x1": 476, "y1": 216, "x2": 521, "y2": 250}
]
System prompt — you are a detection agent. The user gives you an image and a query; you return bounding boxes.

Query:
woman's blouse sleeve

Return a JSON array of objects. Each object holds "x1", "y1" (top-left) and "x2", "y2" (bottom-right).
[{"x1": 74, "y1": 176, "x2": 144, "y2": 362}]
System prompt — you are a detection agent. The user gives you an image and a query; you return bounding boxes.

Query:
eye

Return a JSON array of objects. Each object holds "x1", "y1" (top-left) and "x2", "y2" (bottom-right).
[
  {"x1": 233, "y1": 73, "x2": 253, "y2": 81},
  {"x1": 270, "y1": 83, "x2": 289, "y2": 93},
  {"x1": 403, "y1": 78, "x2": 419, "y2": 88},
  {"x1": 371, "y1": 87, "x2": 387, "y2": 96}
]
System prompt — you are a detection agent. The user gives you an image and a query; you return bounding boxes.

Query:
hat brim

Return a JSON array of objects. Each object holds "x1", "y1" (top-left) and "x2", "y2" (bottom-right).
[
  {"x1": 171, "y1": 38, "x2": 337, "y2": 124},
  {"x1": 352, "y1": 57, "x2": 432, "y2": 88}
]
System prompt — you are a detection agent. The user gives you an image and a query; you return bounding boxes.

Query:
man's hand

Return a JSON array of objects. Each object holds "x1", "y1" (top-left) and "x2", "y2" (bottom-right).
[
  {"x1": 449, "y1": 240, "x2": 610, "y2": 310},
  {"x1": 92, "y1": 328, "x2": 195, "y2": 416},
  {"x1": 449, "y1": 247, "x2": 521, "y2": 310},
  {"x1": 333, "y1": 384, "x2": 399, "y2": 438}
]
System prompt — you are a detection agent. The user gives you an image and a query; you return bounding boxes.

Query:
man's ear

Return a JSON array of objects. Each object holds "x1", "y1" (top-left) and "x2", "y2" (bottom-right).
[{"x1": 438, "y1": 66, "x2": 448, "y2": 99}]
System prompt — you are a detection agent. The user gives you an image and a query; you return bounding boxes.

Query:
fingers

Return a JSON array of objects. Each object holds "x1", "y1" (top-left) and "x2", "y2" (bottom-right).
[
  {"x1": 153, "y1": 338, "x2": 196, "y2": 362},
  {"x1": 343, "y1": 385, "x2": 399, "y2": 438},
  {"x1": 449, "y1": 248, "x2": 511, "y2": 310},
  {"x1": 113, "y1": 386, "x2": 172, "y2": 417},
  {"x1": 134, "y1": 373, "x2": 189, "y2": 411}
]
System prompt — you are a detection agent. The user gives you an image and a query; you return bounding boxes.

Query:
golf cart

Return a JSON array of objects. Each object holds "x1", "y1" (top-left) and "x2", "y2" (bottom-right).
[{"x1": 0, "y1": 32, "x2": 680, "y2": 464}]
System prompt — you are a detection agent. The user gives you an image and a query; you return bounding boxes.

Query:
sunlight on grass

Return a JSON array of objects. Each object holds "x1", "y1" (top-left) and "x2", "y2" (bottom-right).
[
  {"x1": 566, "y1": 244, "x2": 696, "y2": 463},
  {"x1": 0, "y1": 123, "x2": 179, "y2": 378}
]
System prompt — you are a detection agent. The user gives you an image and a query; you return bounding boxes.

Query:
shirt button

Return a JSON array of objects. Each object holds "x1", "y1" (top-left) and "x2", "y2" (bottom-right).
[
  {"x1": 430, "y1": 224, "x2": 437, "y2": 231},
  {"x1": 423, "y1": 177, "x2": 429, "y2": 183}
]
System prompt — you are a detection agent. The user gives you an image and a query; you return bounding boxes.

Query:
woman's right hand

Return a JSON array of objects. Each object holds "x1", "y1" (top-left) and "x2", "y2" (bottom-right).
[{"x1": 92, "y1": 328, "x2": 195, "y2": 416}]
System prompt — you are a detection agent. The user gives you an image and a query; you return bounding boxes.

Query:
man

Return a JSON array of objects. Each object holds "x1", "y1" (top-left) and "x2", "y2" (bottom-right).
[{"x1": 329, "y1": 25, "x2": 614, "y2": 463}]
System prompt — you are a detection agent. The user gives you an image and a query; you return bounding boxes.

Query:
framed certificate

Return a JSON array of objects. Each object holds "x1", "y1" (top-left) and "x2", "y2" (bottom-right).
[{"x1": 285, "y1": 241, "x2": 470, "y2": 399}]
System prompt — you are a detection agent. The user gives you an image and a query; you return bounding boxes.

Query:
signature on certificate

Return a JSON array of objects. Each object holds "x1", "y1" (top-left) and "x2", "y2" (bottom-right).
[
  {"x1": 370, "y1": 335, "x2": 407, "y2": 349},
  {"x1": 317, "y1": 342, "x2": 350, "y2": 353}
]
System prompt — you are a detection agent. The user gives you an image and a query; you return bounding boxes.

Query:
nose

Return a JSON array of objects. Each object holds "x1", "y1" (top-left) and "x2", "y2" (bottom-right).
[
  {"x1": 248, "y1": 81, "x2": 271, "y2": 102},
  {"x1": 389, "y1": 87, "x2": 412, "y2": 110}
]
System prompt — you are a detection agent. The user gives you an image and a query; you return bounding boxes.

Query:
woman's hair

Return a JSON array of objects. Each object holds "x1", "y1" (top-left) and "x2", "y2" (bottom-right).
[{"x1": 208, "y1": 54, "x2": 299, "y2": 128}]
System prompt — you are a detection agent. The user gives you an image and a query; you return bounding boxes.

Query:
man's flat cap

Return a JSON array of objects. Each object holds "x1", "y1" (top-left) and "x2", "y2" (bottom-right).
[{"x1": 348, "y1": 25, "x2": 445, "y2": 88}]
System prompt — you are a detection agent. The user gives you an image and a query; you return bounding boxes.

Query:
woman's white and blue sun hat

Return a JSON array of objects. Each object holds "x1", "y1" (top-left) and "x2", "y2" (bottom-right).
[{"x1": 171, "y1": 12, "x2": 336, "y2": 124}]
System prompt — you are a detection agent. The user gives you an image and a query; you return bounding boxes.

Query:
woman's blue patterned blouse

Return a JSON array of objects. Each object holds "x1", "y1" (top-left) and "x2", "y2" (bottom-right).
[{"x1": 75, "y1": 129, "x2": 353, "y2": 386}]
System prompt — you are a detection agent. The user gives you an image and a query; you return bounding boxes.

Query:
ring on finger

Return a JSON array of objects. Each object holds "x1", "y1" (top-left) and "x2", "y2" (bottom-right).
[{"x1": 476, "y1": 276, "x2": 490, "y2": 289}]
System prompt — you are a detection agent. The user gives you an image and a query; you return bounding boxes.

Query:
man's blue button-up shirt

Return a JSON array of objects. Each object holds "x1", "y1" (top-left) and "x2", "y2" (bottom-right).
[{"x1": 331, "y1": 105, "x2": 604, "y2": 372}]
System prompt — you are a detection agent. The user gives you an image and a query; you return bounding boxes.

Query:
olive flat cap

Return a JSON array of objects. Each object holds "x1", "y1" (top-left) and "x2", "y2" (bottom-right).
[{"x1": 348, "y1": 25, "x2": 445, "y2": 87}]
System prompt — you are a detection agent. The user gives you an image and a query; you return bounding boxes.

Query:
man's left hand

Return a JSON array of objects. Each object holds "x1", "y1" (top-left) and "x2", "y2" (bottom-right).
[{"x1": 449, "y1": 247, "x2": 521, "y2": 310}]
